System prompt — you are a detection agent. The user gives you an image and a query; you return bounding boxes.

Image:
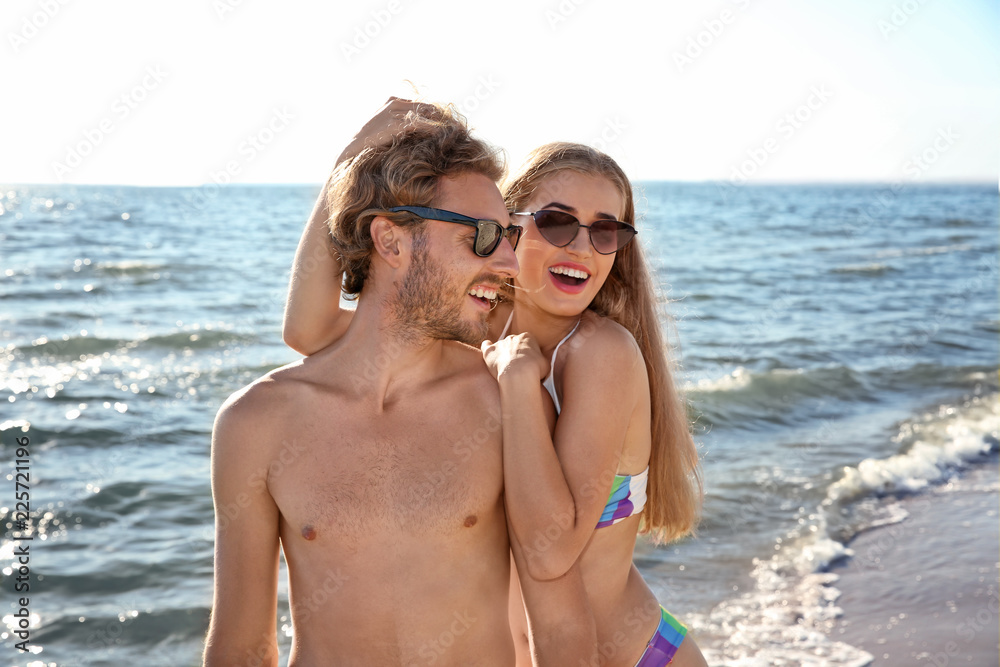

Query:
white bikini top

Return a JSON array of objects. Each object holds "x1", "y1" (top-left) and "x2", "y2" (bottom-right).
[
  {"x1": 500, "y1": 311, "x2": 581, "y2": 414},
  {"x1": 499, "y1": 310, "x2": 649, "y2": 528}
]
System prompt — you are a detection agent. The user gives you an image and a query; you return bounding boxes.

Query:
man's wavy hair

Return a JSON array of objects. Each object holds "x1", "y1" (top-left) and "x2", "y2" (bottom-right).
[{"x1": 327, "y1": 104, "x2": 505, "y2": 297}]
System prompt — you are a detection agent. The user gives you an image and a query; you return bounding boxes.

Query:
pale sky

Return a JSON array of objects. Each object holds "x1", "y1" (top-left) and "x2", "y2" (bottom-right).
[{"x1": 3, "y1": 0, "x2": 997, "y2": 185}]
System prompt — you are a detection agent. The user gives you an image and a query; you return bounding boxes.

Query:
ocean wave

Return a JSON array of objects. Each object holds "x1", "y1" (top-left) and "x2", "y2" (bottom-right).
[
  {"x1": 686, "y1": 365, "x2": 873, "y2": 429},
  {"x1": 11, "y1": 329, "x2": 256, "y2": 359},
  {"x1": 0, "y1": 418, "x2": 31, "y2": 433},
  {"x1": 830, "y1": 263, "x2": 896, "y2": 275},
  {"x1": 692, "y1": 564, "x2": 873, "y2": 667},
  {"x1": 26, "y1": 604, "x2": 211, "y2": 667},
  {"x1": 142, "y1": 329, "x2": 256, "y2": 350},
  {"x1": 0, "y1": 288, "x2": 91, "y2": 302},
  {"x1": 869, "y1": 362, "x2": 998, "y2": 394},
  {"x1": 826, "y1": 393, "x2": 999, "y2": 504},
  {"x1": 686, "y1": 367, "x2": 753, "y2": 393},
  {"x1": 94, "y1": 260, "x2": 166, "y2": 275},
  {"x1": 688, "y1": 365, "x2": 869, "y2": 399},
  {"x1": 12, "y1": 335, "x2": 126, "y2": 358},
  {"x1": 691, "y1": 392, "x2": 998, "y2": 666},
  {"x1": 875, "y1": 243, "x2": 973, "y2": 258}
]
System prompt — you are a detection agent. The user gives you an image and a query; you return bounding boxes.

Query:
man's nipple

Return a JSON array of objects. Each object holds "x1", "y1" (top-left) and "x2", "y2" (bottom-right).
[
  {"x1": 301, "y1": 525, "x2": 317, "y2": 540},
  {"x1": 463, "y1": 515, "x2": 477, "y2": 528}
]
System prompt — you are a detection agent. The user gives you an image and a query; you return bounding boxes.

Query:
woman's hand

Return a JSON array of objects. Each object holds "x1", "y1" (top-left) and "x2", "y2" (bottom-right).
[
  {"x1": 481, "y1": 333, "x2": 549, "y2": 382},
  {"x1": 336, "y1": 96, "x2": 438, "y2": 165},
  {"x1": 283, "y1": 96, "x2": 432, "y2": 355}
]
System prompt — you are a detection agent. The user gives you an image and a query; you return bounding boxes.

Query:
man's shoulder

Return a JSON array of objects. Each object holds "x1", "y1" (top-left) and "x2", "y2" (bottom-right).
[
  {"x1": 442, "y1": 339, "x2": 498, "y2": 382},
  {"x1": 214, "y1": 361, "x2": 313, "y2": 438},
  {"x1": 444, "y1": 340, "x2": 500, "y2": 400}
]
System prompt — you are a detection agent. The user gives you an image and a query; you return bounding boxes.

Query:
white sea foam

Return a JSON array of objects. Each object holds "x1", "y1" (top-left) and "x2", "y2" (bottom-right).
[
  {"x1": 691, "y1": 393, "x2": 997, "y2": 665},
  {"x1": 852, "y1": 497, "x2": 911, "y2": 532},
  {"x1": 686, "y1": 366, "x2": 753, "y2": 392},
  {"x1": 95, "y1": 260, "x2": 163, "y2": 270},
  {"x1": 692, "y1": 492, "x2": 874, "y2": 666},
  {"x1": 832, "y1": 262, "x2": 893, "y2": 274},
  {"x1": 0, "y1": 418, "x2": 31, "y2": 432},
  {"x1": 827, "y1": 394, "x2": 999, "y2": 504},
  {"x1": 792, "y1": 536, "x2": 852, "y2": 574},
  {"x1": 875, "y1": 243, "x2": 973, "y2": 258},
  {"x1": 693, "y1": 560, "x2": 874, "y2": 666}
]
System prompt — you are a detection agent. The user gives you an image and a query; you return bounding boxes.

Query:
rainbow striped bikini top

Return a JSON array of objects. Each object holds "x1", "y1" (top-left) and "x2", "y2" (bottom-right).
[
  {"x1": 500, "y1": 312, "x2": 649, "y2": 529},
  {"x1": 596, "y1": 468, "x2": 649, "y2": 529}
]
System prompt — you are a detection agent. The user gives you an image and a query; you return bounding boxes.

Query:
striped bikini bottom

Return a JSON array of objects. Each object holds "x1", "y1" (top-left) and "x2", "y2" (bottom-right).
[{"x1": 632, "y1": 606, "x2": 687, "y2": 667}]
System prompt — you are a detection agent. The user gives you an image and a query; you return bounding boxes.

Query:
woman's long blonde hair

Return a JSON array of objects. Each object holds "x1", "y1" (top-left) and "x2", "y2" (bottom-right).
[{"x1": 503, "y1": 142, "x2": 702, "y2": 543}]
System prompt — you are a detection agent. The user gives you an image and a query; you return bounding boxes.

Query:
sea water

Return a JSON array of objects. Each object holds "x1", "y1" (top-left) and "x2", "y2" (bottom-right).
[{"x1": 1, "y1": 182, "x2": 996, "y2": 665}]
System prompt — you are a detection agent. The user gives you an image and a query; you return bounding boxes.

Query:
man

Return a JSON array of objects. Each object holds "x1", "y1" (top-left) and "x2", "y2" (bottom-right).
[{"x1": 203, "y1": 105, "x2": 523, "y2": 665}]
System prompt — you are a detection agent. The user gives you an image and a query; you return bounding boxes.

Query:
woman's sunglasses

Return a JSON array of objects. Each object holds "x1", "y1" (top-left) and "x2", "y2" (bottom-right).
[
  {"x1": 389, "y1": 206, "x2": 522, "y2": 257},
  {"x1": 512, "y1": 210, "x2": 637, "y2": 255}
]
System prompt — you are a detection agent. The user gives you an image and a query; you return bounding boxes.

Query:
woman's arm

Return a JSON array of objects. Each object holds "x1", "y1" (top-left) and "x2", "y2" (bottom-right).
[
  {"x1": 282, "y1": 97, "x2": 433, "y2": 355},
  {"x1": 281, "y1": 171, "x2": 348, "y2": 355},
  {"x1": 505, "y1": 389, "x2": 597, "y2": 667},
  {"x1": 482, "y1": 319, "x2": 646, "y2": 581},
  {"x1": 508, "y1": 516, "x2": 597, "y2": 666}
]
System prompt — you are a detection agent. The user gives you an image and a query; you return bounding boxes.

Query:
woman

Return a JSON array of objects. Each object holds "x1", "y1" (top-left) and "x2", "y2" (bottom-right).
[{"x1": 283, "y1": 99, "x2": 706, "y2": 667}]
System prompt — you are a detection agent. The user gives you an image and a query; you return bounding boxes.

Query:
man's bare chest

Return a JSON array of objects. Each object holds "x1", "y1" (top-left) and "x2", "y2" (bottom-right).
[{"x1": 267, "y1": 410, "x2": 503, "y2": 540}]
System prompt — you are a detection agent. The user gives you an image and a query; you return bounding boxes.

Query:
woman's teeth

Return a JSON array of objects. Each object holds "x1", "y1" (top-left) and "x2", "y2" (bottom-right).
[
  {"x1": 549, "y1": 266, "x2": 589, "y2": 280},
  {"x1": 469, "y1": 286, "x2": 498, "y2": 301}
]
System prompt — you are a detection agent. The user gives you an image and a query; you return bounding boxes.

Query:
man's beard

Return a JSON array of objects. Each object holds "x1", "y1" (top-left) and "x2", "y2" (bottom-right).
[{"x1": 388, "y1": 232, "x2": 491, "y2": 346}]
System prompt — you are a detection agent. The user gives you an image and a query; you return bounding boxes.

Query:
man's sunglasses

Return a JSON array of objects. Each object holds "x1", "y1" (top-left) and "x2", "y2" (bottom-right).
[
  {"x1": 389, "y1": 206, "x2": 522, "y2": 257},
  {"x1": 512, "y1": 210, "x2": 637, "y2": 255}
]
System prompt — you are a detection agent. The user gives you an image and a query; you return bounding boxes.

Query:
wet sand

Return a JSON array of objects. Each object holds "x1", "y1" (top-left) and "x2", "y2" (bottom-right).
[{"x1": 831, "y1": 464, "x2": 999, "y2": 666}]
